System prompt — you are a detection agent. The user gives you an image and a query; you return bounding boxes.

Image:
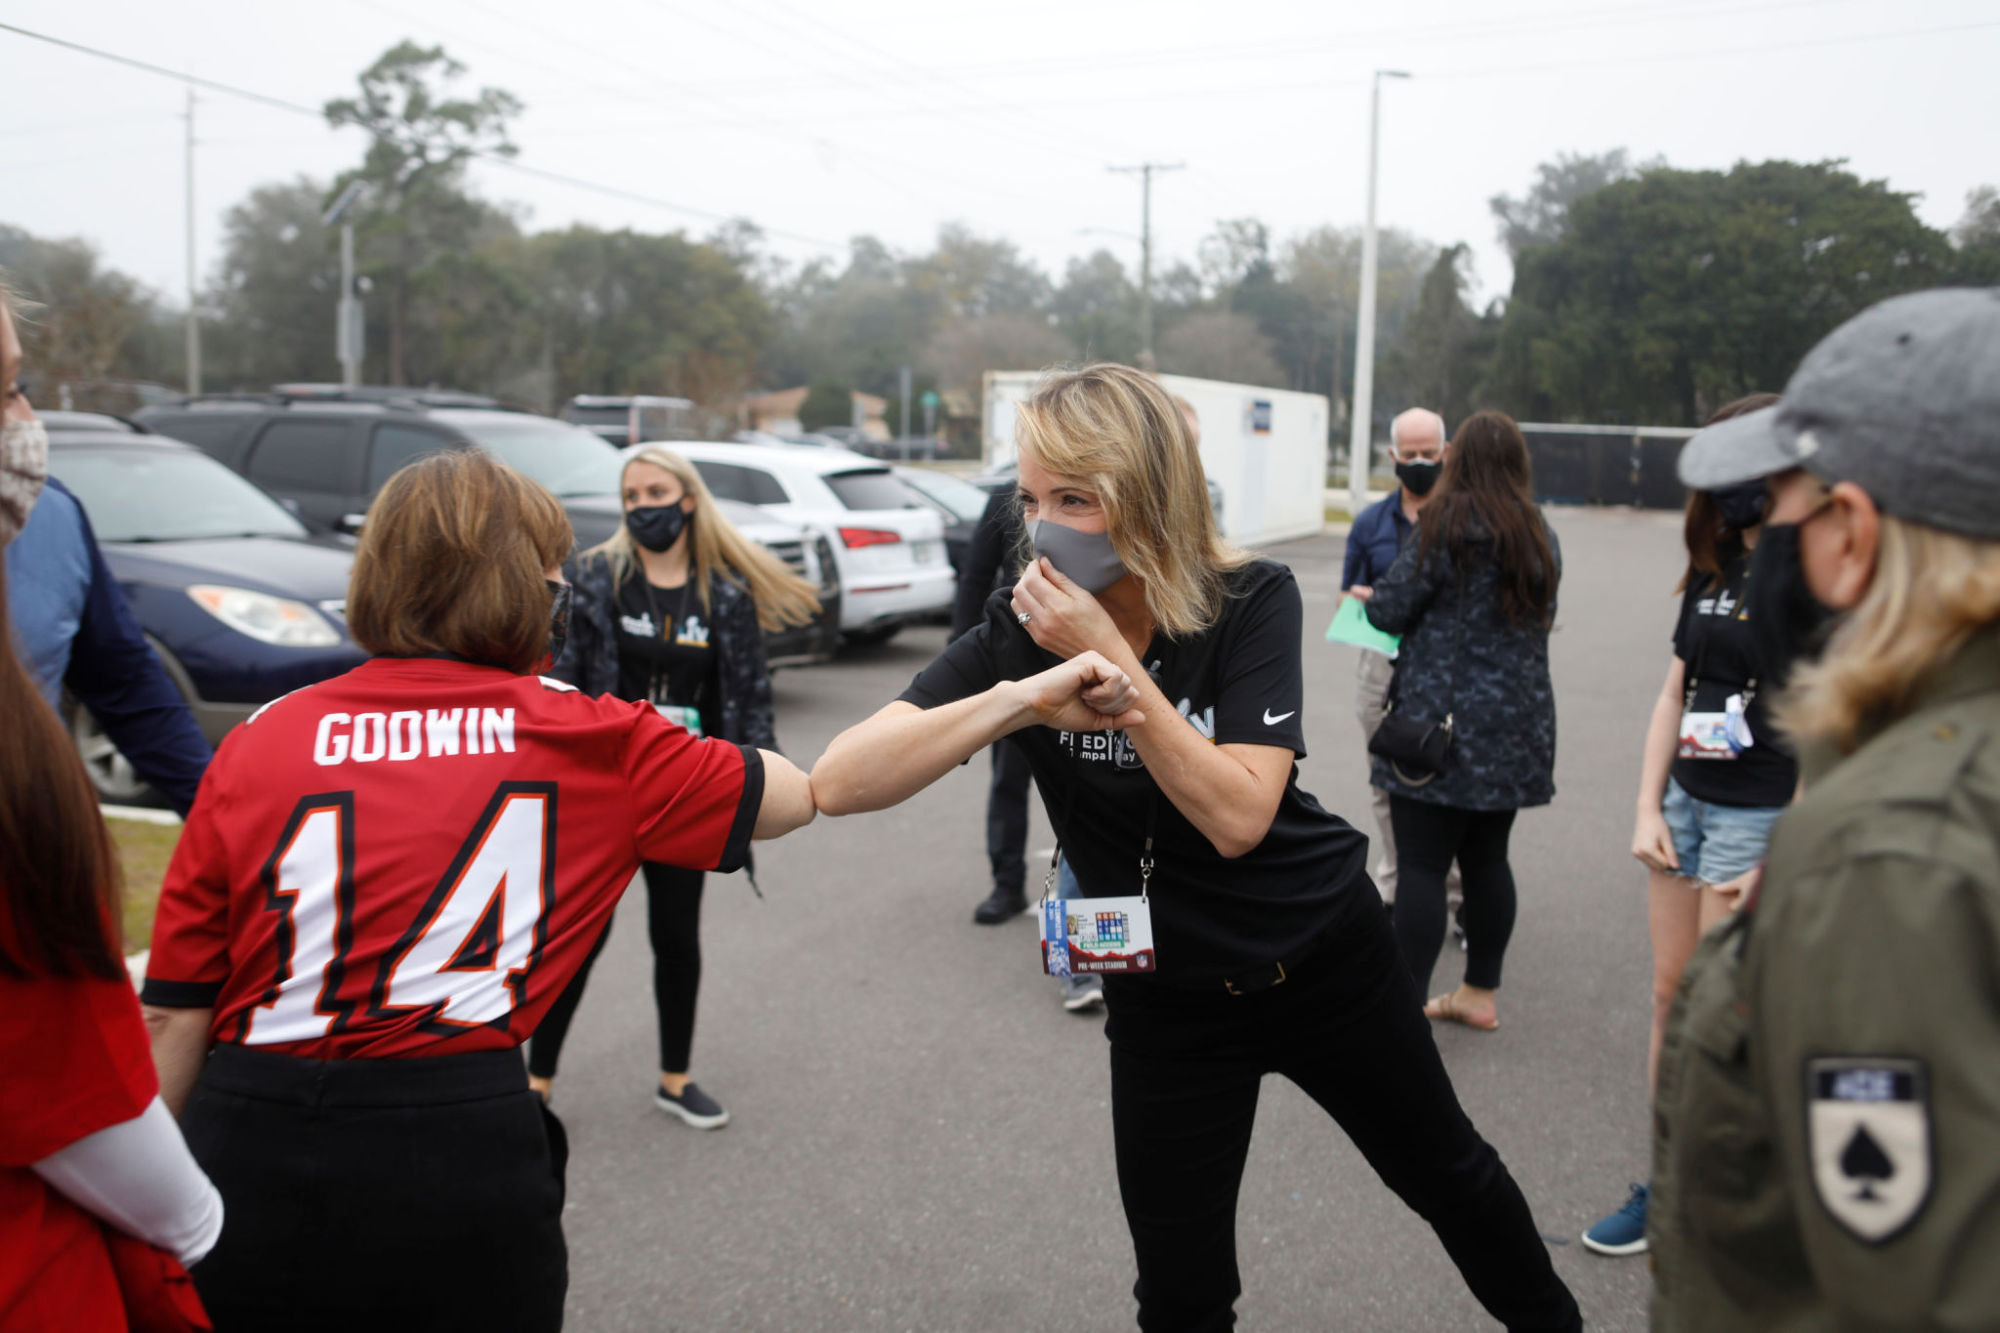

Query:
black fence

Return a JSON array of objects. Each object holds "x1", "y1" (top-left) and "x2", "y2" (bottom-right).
[{"x1": 1519, "y1": 424, "x2": 1696, "y2": 511}]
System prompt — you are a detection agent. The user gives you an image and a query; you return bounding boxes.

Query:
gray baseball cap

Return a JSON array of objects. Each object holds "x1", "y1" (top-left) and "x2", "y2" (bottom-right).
[{"x1": 1677, "y1": 287, "x2": 2000, "y2": 539}]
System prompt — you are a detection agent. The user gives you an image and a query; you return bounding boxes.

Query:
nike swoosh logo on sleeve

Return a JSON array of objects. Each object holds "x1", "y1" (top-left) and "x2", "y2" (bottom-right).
[{"x1": 1263, "y1": 709, "x2": 1296, "y2": 725}]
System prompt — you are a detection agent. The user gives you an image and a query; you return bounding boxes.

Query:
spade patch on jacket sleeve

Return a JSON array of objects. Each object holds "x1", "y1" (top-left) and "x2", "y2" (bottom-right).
[{"x1": 1806, "y1": 1058, "x2": 1931, "y2": 1244}]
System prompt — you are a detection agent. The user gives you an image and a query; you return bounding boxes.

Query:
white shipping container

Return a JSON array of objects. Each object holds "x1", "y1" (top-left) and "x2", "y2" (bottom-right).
[{"x1": 982, "y1": 370, "x2": 1329, "y2": 548}]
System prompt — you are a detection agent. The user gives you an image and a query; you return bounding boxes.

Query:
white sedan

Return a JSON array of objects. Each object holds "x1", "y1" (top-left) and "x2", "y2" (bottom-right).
[{"x1": 663, "y1": 442, "x2": 955, "y2": 643}]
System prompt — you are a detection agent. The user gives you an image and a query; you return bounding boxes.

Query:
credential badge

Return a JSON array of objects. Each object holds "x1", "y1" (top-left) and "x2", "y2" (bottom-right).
[{"x1": 1806, "y1": 1057, "x2": 1931, "y2": 1243}]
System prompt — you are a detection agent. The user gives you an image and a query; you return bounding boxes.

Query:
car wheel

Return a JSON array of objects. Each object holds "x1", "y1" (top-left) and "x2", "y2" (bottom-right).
[
  {"x1": 841, "y1": 625, "x2": 903, "y2": 647},
  {"x1": 69, "y1": 704, "x2": 165, "y2": 808}
]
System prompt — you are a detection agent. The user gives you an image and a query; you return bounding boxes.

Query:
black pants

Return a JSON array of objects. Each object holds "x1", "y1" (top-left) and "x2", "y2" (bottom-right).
[
  {"x1": 182, "y1": 1043, "x2": 569, "y2": 1332},
  {"x1": 1103, "y1": 902, "x2": 1578, "y2": 1333},
  {"x1": 987, "y1": 735, "x2": 1031, "y2": 894},
  {"x1": 528, "y1": 862, "x2": 705, "y2": 1079},
  {"x1": 1390, "y1": 796, "x2": 1519, "y2": 994}
]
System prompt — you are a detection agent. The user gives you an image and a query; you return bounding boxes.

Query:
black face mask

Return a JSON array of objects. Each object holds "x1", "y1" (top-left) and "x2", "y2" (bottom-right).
[
  {"x1": 546, "y1": 580, "x2": 573, "y2": 667},
  {"x1": 1712, "y1": 480, "x2": 1767, "y2": 532},
  {"x1": 1746, "y1": 522, "x2": 1836, "y2": 691},
  {"x1": 1395, "y1": 458, "x2": 1441, "y2": 497},
  {"x1": 626, "y1": 504, "x2": 689, "y2": 553}
]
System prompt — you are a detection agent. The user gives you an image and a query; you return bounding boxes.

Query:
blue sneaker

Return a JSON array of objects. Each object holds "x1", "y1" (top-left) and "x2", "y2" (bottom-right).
[{"x1": 1582, "y1": 1182, "x2": 1649, "y2": 1256}]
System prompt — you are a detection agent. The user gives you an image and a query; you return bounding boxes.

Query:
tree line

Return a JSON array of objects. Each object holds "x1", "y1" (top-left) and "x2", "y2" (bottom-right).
[{"x1": 4, "y1": 42, "x2": 1997, "y2": 439}]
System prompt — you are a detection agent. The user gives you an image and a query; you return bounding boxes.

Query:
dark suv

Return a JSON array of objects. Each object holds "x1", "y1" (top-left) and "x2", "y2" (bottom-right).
[{"x1": 136, "y1": 388, "x2": 842, "y2": 666}]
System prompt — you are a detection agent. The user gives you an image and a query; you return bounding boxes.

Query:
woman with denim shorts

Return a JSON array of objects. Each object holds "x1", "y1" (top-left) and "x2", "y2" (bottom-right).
[{"x1": 1582, "y1": 394, "x2": 1800, "y2": 1256}]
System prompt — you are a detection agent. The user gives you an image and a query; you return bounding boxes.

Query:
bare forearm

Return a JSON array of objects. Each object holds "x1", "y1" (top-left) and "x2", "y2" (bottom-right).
[
  {"x1": 814, "y1": 690, "x2": 1028, "y2": 816},
  {"x1": 1636, "y1": 664, "x2": 1684, "y2": 812},
  {"x1": 753, "y1": 749, "x2": 817, "y2": 839},
  {"x1": 144, "y1": 1005, "x2": 212, "y2": 1118},
  {"x1": 1121, "y1": 673, "x2": 1282, "y2": 859}
]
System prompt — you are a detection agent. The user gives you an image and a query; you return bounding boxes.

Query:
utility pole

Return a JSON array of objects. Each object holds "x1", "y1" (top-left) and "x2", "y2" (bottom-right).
[
  {"x1": 183, "y1": 86, "x2": 201, "y2": 396},
  {"x1": 323, "y1": 182, "x2": 369, "y2": 387},
  {"x1": 1346, "y1": 70, "x2": 1410, "y2": 520},
  {"x1": 1109, "y1": 161, "x2": 1183, "y2": 372}
]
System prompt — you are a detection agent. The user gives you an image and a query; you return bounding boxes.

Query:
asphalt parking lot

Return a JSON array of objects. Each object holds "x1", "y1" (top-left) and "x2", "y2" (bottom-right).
[{"x1": 548, "y1": 504, "x2": 1684, "y2": 1331}]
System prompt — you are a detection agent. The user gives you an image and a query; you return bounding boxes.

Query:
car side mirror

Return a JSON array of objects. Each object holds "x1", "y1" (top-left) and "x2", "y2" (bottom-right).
[{"x1": 337, "y1": 513, "x2": 367, "y2": 534}]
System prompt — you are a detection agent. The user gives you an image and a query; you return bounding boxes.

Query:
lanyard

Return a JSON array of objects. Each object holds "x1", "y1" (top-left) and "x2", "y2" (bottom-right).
[
  {"x1": 638, "y1": 577, "x2": 693, "y2": 707},
  {"x1": 1683, "y1": 569, "x2": 1757, "y2": 712},
  {"x1": 1040, "y1": 775, "x2": 1158, "y2": 904}
]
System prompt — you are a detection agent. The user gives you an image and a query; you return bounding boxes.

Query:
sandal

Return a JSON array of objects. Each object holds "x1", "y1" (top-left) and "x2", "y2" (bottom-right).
[{"x1": 1424, "y1": 991, "x2": 1499, "y2": 1032}]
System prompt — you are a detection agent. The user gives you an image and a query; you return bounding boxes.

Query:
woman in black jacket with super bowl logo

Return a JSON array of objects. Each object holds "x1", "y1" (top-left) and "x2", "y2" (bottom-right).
[{"x1": 527, "y1": 445, "x2": 821, "y2": 1128}]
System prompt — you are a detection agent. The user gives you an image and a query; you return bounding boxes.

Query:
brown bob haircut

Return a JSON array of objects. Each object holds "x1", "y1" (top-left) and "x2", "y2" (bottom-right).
[{"x1": 347, "y1": 449, "x2": 573, "y2": 673}]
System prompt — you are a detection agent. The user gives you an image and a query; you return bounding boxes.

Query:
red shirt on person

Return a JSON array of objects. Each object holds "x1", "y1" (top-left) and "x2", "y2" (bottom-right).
[
  {"x1": 0, "y1": 945, "x2": 157, "y2": 1331},
  {"x1": 142, "y1": 657, "x2": 763, "y2": 1060}
]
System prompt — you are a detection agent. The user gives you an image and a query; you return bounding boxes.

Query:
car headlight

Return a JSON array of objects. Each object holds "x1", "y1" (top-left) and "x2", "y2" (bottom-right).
[{"x1": 187, "y1": 585, "x2": 344, "y2": 647}]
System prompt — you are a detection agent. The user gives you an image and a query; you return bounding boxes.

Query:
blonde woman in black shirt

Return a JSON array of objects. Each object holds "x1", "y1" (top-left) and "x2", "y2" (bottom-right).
[
  {"x1": 813, "y1": 365, "x2": 1579, "y2": 1333},
  {"x1": 528, "y1": 446, "x2": 819, "y2": 1127}
]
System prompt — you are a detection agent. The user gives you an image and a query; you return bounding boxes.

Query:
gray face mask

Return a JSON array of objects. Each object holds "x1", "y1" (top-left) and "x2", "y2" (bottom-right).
[{"x1": 1028, "y1": 518, "x2": 1129, "y2": 594}]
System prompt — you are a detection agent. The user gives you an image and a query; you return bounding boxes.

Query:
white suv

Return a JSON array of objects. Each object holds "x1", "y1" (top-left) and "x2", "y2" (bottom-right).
[{"x1": 664, "y1": 443, "x2": 954, "y2": 643}]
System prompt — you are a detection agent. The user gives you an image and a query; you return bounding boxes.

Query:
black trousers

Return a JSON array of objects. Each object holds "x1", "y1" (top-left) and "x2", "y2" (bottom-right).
[
  {"x1": 182, "y1": 1043, "x2": 569, "y2": 1333},
  {"x1": 529, "y1": 861, "x2": 705, "y2": 1079},
  {"x1": 1390, "y1": 795, "x2": 1519, "y2": 993},
  {"x1": 987, "y1": 735, "x2": 1032, "y2": 894},
  {"x1": 1103, "y1": 901, "x2": 1579, "y2": 1333}
]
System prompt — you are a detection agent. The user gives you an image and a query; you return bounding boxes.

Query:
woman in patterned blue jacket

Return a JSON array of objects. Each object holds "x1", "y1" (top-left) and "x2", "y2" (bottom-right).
[
  {"x1": 1366, "y1": 411, "x2": 1560, "y2": 1034},
  {"x1": 527, "y1": 445, "x2": 820, "y2": 1127}
]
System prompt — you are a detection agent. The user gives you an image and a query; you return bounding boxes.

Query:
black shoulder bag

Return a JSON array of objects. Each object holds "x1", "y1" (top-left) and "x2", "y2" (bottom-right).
[{"x1": 1366, "y1": 578, "x2": 1464, "y2": 786}]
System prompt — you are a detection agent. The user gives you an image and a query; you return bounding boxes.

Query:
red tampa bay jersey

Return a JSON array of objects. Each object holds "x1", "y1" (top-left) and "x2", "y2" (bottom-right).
[{"x1": 142, "y1": 657, "x2": 763, "y2": 1059}]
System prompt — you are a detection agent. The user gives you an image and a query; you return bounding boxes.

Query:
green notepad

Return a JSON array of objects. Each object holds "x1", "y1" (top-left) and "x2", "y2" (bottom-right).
[{"x1": 1325, "y1": 595, "x2": 1401, "y2": 655}]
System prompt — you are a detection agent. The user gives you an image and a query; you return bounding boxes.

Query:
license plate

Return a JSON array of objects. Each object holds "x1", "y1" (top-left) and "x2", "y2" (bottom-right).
[{"x1": 912, "y1": 539, "x2": 942, "y2": 565}]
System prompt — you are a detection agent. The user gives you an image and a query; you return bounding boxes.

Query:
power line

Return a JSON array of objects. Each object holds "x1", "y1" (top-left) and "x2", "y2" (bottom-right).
[
  {"x1": 725, "y1": 0, "x2": 1155, "y2": 164},
  {"x1": 337, "y1": 0, "x2": 1109, "y2": 230},
  {"x1": 451, "y1": 9, "x2": 2000, "y2": 141},
  {"x1": 632, "y1": 0, "x2": 1124, "y2": 172},
  {"x1": 0, "y1": 19, "x2": 847, "y2": 251},
  {"x1": 544, "y1": 0, "x2": 1874, "y2": 100}
]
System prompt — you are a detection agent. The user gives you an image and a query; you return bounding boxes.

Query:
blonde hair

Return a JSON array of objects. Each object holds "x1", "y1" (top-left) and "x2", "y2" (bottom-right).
[
  {"x1": 584, "y1": 446, "x2": 821, "y2": 633},
  {"x1": 348, "y1": 450, "x2": 573, "y2": 673},
  {"x1": 1777, "y1": 514, "x2": 2000, "y2": 751},
  {"x1": 1015, "y1": 364, "x2": 1251, "y2": 638}
]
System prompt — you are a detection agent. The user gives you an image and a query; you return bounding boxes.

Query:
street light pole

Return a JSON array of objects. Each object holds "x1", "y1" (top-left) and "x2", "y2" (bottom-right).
[
  {"x1": 898, "y1": 364, "x2": 912, "y2": 463},
  {"x1": 184, "y1": 86, "x2": 201, "y2": 396},
  {"x1": 339, "y1": 221, "x2": 358, "y2": 387},
  {"x1": 323, "y1": 182, "x2": 369, "y2": 388},
  {"x1": 1346, "y1": 70, "x2": 1410, "y2": 521},
  {"x1": 1109, "y1": 161, "x2": 1184, "y2": 372}
]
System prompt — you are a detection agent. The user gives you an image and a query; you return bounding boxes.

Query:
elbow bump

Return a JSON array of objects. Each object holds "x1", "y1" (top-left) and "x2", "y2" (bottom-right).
[{"x1": 808, "y1": 781, "x2": 856, "y2": 818}]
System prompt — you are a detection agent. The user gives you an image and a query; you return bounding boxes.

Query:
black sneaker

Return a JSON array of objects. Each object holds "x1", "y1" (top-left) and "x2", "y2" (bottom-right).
[
  {"x1": 654, "y1": 1082, "x2": 730, "y2": 1130},
  {"x1": 972, "y1": 886, "x2": 1027, "y2": 925}
]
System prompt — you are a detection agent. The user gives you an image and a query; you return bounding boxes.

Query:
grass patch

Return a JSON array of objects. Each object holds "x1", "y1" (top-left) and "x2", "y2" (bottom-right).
[
  {"x1": 1325, "y1": 507, "x2": 1353, "y2": 526},
  {"x1": 109, "y1": 817, "x2": 181, "y2": 956}
]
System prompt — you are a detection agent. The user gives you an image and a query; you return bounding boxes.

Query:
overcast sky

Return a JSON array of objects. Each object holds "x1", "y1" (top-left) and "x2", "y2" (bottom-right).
[{"x1": 4, "y1": 0, "x2": 1996, "y2": 311}]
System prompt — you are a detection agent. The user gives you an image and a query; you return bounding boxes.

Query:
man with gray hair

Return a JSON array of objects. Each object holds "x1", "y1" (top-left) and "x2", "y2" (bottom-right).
[{"x1": 1342, "y1": 407, "x2": 1454, "y2": 908}]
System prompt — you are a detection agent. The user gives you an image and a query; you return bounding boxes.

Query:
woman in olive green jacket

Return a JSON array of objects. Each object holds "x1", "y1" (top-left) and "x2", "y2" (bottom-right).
[{"x1": 1651, "y1": 288, "x2": 2000, "y2": 1331}]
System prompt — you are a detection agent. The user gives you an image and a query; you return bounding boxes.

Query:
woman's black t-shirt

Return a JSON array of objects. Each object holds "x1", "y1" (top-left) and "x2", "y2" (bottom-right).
[
  {"x1": 1669, "y1": 553, "x2": 1798, "y2": 809},
  {"x1": 613, "y1": 575, "x2": 714, "y2": 712},
  {"x1": 898, "y1": 559, "x2": 1373, "y2": 983}
]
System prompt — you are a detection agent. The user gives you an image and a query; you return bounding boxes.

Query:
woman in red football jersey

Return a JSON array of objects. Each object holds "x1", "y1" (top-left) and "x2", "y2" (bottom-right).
[
  {"x1": 0, "y1": 284, "x2": 221, "y2": 1331},
  {"x1": 136, "y1": 450, "x2": 848, "y2": 1331}
]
